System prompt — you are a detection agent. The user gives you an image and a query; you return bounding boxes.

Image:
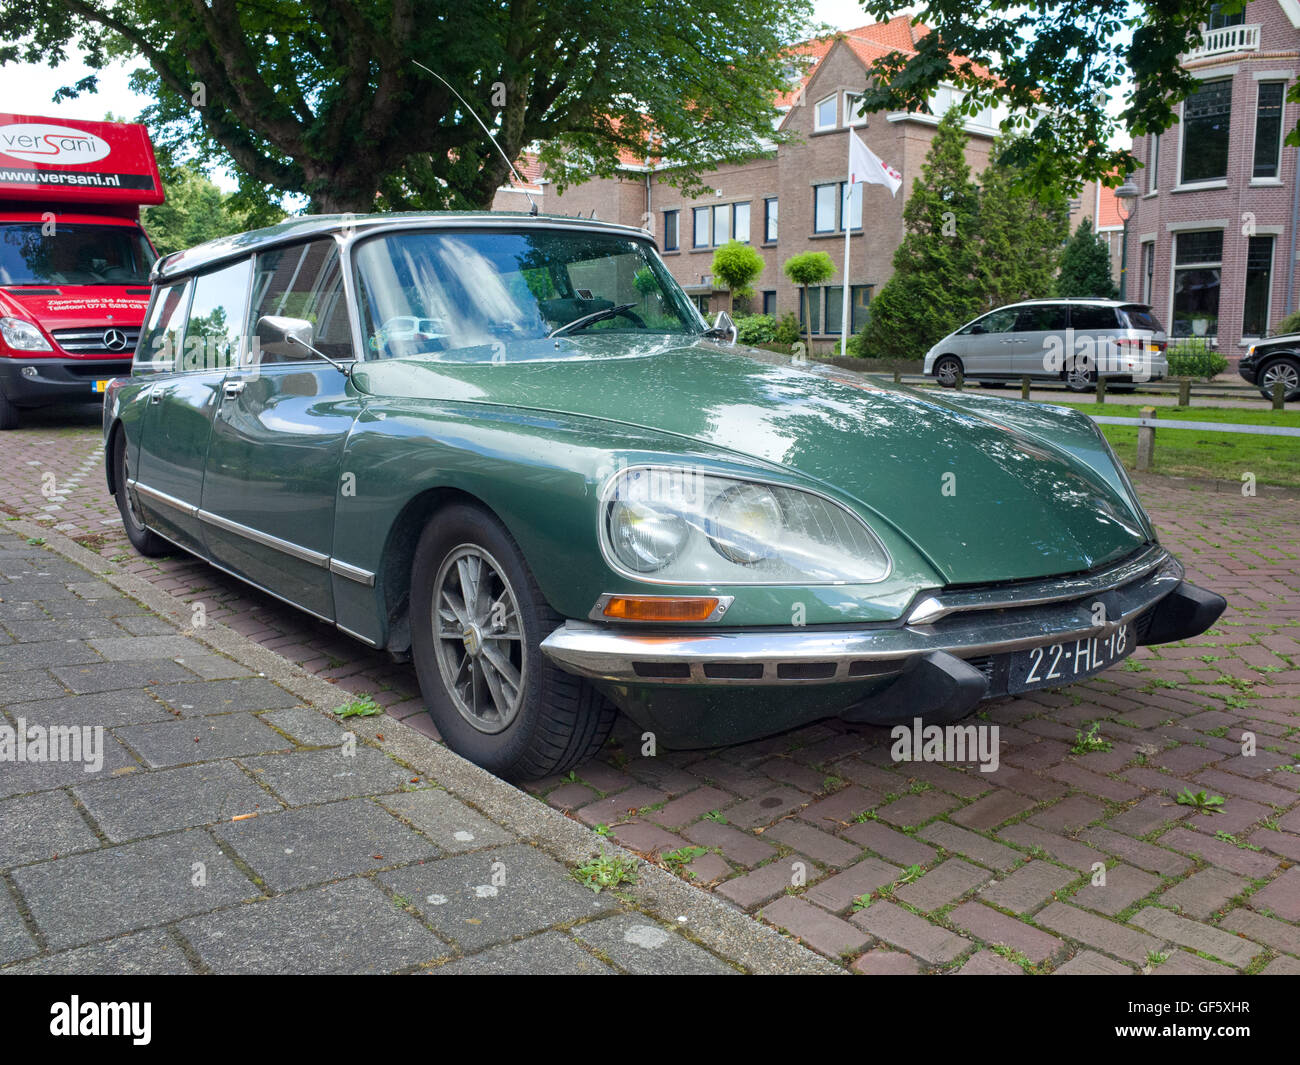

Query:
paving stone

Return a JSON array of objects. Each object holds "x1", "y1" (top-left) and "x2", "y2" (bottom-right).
[
  {"x1": 1105, "y1": 795, "x2": 1190, "y2": 837},
  {"x1": 1249, "y1": 827, "x2": 1300, "y2": 862},
  {"x1": 87, "y1": 635, "x2": 205, "y2": 661},
  {"x1": 0, "y1": 639, "x2": 101, "y2": 673},
  {"x1": 381, "y1": 844, "x2": 617, "y2": 951},
  {"x1": 18, "y1": 690, "x2": 175, "y2": 729},
  {"x1": 980, "y1": 861, "x2": 1077, "y2": 914},
  {"x1": 573, "y1": 786, "x2": 667, "y2": 827},
  {"x1": 998, "y1": 823, "x2": 1105, "y2": 874},
  {"x1": 851, "y1": 901, "x2": 970, "y2": 965},
  {"x1": 152, "y1": 678, "x2": 302, "y2": 715},
  {"x1": 115, "y1": 713, "x2": 289, "y2": 768},
  {"x1": 804, "y1": 857, "x2": 901, "y2": 912},
  {"x1": 609, "y1": 820, "x2": 687, "y2": 855},
  {"x1": 11, "y1": 831, "x2": 257, "y2": 949},
  {"x1": 1180, "y1": 797, "x2": 1272, "y2": 838},
  {"x1": 0, "y1": 885, "x2": 37, "y2": 964},
  {"x1": 214, "y1": 798, "x2": 438, "y2": 891},
  {"x1": 1034, "y1": 902, "x2": 1162, "y2": 965},
  {"x1": 164, "y1": 653, "x2": 252, "y2": 681},
  {"x1": 919, "y1": 821, "x2": 1022, "y2": 872},
  {"x1": 1217, "y1": 907, "x2": 1300, "y2": 957},
  {"x1": 716, "y1": 855, "x2": 816, "y2": 910},
  {"x1": 841, "y1": 819, "x2": 938, "y2": 867},
  {"x1": 765, "y1": 820, "x2": 862, "y2": 867},
  {"x1": 895, "y1": 858, "x2": 989, "y2": 912},
  {"x1": 1028, "y1": 794, "x2": 1107, "y2": 833},
  {"x1": 1160, "y1": 867, "x2": 1250, "y2": 919},
  {"x1": 0, "y1": 791, "x2": 100, "y2": 868},
  {"x1": 682, "y1": 821, "x2": 775, "y2": 868},
  {"x1": 1152, "y1": 950, "x2": 1234, "y2": 974},
  {"x1": 1194, "y1": 767, "x2": 1295, "y2": 808},
  {"x1": 1053, "y1": 950, "x2": 1133, "y2": 974},
  {"x1": 947, "y1": 901, "x2": 1063, "y2": 963},
  {"x1": 1044, "y1": 764, "x2": 1143, "y2": 803},
  {"x1": 51, "y1": 659, "x2": 198, "y2": 694},
  {"x1": 434, "y1": 932, "x2": 614, "y2": 975},
  {"x1": 179, "y1": 878, "x2": 450, "y2": 974},
  {"x1": 684, "y1": 851, "x2": 731, "y2": 884},
  {"x1": 1129, "y1": 907, "x2": 1263, "y2": 968},
  {"x1": 957, "y1": 949, "x2": 1024, "y2": 974},
  {"x1": 1260, "y1": 955, "x2": 1300, "y2": 974},
  {"x1": 1248, "y1": 866, "x2": 1300, "y2": 922},
  {"x1": 1079, "y1": 827, "x2": 1197, "y2": 877},
  {"x1": 759, "y1": 895, "x2": 870, "y2": 957},
  {"x1": 725, "y1": 787, "x2": 810, "y2": 829},
  {"x1": 260, "y1": 706, "x2": 350, "y2": 747},
  {"x1": 0, "y1": 669, "x2": 66, "y2": 705},
  {"x1": 378, "y1": 789, "x2": 513, "y2": 853},
  {"x1": 902, "y1": 761, "x2": 992, "y2": 799},
  {"x1": 0, "y1": 929, "x2": 194, "y2": 974},
  {"x1": 850, "y1": 947, "x2": 922, "y2": 974},
  {"x1": 1069, "y1": 864, "x2": 1161, "y2": 917},
  {"x1": 569, "y1": 913, "x2": 736, "y2": 974},
  {"x1": 240, "y1": 746, "x2": 411, "y2": 805},
  {"x1": 648, "y1": 787, "x2": 733, "y2": 829},
  {"x1": 796, "y1": 785, "x2": 883, "y2": 828},
  {"x1": 74, "y1": 761, "x2": 272, "y2": 842},
  {"x1": 875, "y1": 789, "x2": 961, "y2": 829},
  {"x1": 950, "y1": 789, "x2": 1035, "y2": 831}
]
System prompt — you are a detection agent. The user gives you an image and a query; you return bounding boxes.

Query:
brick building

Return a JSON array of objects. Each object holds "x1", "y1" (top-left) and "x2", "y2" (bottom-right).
[{"x1": 1124, "y1": 0, "x2": 1300, "y2": 358}]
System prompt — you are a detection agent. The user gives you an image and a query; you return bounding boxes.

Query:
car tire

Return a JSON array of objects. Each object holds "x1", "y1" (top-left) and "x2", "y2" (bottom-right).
[
  {"x1": 1065, "y1": 366, "x2": 1096, "y2": 392},
  {"x1": 112, "y1": 431, "x2": 170, "y2": 557},
  {"x1": 1258, "y1": 357, "x2": 1300, "y2": 402},
  {"x1": 0, "y1": 387, "x2": 20, "y2": 431},
  {"x1": 410, "y1": 502, "x2": 617, "y2": 780},
  {"x1": 933, "y1": 355, "x2": 962, "y2": 388}
]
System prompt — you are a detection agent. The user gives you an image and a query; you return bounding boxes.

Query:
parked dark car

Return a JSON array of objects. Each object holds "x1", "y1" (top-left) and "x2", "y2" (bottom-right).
[{"x1": 1239, "y1": 335, "x2": 1300, "y2": 401}]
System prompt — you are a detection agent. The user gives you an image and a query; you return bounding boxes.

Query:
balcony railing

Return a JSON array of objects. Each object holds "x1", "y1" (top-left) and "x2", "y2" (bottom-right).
[{"x1": 1184, "y1": 23, "x2": 1261, "y2": 60}]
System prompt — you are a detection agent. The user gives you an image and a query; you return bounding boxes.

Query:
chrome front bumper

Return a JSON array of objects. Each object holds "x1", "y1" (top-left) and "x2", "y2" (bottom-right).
[{"x1": 540, "y1": 545, "x2": 1188, "y2": 687}]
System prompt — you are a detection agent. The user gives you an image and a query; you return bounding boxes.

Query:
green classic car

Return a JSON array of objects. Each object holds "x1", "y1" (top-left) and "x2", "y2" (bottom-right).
[{"x1": 103, "y1": 213, "x2": 1225, "y2": 779}]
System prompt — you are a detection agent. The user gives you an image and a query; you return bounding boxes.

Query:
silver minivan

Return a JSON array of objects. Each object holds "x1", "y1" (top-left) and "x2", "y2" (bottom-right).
[{"x1": 923, "y1": 299, "x2": 1169, "y2": 392}]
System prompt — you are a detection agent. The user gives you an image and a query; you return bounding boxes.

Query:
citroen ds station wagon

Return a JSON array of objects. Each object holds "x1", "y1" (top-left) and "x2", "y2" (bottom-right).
[{"x1": 104, "y1": 214, "x2": 1225, "y2": 779}]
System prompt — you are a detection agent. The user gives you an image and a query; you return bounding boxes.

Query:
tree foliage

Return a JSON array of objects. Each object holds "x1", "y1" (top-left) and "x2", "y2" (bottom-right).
[
  {"x1": 0, "y1": 0, "x2": 814, "y2": 213},
  {"x1": 142, "y1": 156, "x2": 283, "y2": 256},
  {"x1": 1055, "y1": 218, "x2": 1118, "y2": 299},
  {"x1": 783, "y1": 251, "x2": 834, "y2": 350},
  {"x1": 855, "y1": 2, "x2": 1254, "y2": 194},
  {"x1": 712, "y1": 240, "x2": 764, "y2": 310}
]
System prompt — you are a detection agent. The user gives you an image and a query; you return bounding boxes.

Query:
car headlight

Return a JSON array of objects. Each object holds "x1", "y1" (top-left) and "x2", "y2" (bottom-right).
[
  {"x1": 601, "y1": 466, "x2": 891, "y2": 584},
  {"x1": 0, "y1": 318, "x2": 52, "y2": 352}
]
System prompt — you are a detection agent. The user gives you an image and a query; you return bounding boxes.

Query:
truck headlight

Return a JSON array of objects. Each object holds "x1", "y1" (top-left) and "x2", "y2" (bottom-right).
[
  {"x1": 601, "y1": 466, "x2": 891, "y2": 584},
  {"x1": 0, "y1": 318, "x2": 52, "y2": 352}
]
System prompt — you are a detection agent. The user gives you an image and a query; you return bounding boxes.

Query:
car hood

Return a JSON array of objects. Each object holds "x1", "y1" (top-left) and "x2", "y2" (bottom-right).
[{"x1": 352, "y1": 337, "x2": 1153, "y2": 585}]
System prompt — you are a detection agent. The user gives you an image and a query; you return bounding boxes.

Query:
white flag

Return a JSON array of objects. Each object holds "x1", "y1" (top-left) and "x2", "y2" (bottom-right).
[{"x1": 848, "y1": 128, "x2": 901, "y2": 196}]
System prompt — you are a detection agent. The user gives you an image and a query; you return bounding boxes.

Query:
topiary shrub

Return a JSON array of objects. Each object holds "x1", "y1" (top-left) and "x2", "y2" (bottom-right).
[
  {"x1": 1166, "y1": 338, "x2": 1228, "y2": 380},
  {"x1": 734, "y1": 313, "x2": 777, "y2": 345}
]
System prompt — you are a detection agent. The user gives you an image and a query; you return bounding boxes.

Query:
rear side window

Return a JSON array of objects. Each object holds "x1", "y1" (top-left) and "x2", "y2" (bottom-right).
[
  {"x1": 1069, "y1": 305, "x2": 1120, "y2": 332},
  {"x1": 183, "y1": 259, "x2": 252, "y2": 372},
  {"x1": 133, "y1": 280, "x2": 192, "y2": 374},
  {"x1": 1117, "y1": 305, "x2": 1162, "y2": 332},
  {"x1": 1013, "y1": 304, "x2": 1068, "y2": 331},
  {"x1": 248, "y1": 240, "x2": 353, "y2": 364}
]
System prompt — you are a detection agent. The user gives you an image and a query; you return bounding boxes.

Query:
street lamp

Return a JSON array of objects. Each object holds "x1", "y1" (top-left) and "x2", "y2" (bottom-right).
[{"x1": 1114, "y1": 179, "x2": 1140, "y2": 300}]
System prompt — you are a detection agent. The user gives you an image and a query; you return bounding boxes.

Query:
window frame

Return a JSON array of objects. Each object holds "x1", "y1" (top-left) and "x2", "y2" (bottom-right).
[
  {"x1": 813, "y1": 94, "x2": 837, "y2": 131},
  {"x1": 732, "y1": 201, "x2": 751, "y2": 244},
  {"x1": 692, "y1": 206, "x2": 710, "y2": 249},
  {"x1": 843, "y1": 91, "x2": 867, "y2": 127},
  {"x1": 764, "y1": 197, "x2": 778, "y2": 243},
  {"x1": 1178, "y1": 77, "x2": 1232, "y2": 186},
  {"x1": 183, "y1": 257, "x2": 253, "y2": 374},
  {"x1": 1242, "y1": 234, "x2": 1276, "y2": 339},
  {"x1": 1169, "y1": 229, "x2": 1225, "y2": 339},
  {"x1": 1252, "y1": 80, "x2": 1285, "y2": 182},
  {"x1": 662, "y1": 209, "x2": 679, "y2": 252}
]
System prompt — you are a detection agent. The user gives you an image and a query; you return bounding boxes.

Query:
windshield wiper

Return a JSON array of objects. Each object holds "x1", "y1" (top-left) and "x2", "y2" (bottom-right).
[{"x1": 547, "y1": 302, "x2": 636, "y2": 338}]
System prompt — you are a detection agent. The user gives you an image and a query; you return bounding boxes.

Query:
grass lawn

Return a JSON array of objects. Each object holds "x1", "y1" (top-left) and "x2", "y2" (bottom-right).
[{"x1": 1048, "y1": 402, "x2": 1300, "y2": 489}]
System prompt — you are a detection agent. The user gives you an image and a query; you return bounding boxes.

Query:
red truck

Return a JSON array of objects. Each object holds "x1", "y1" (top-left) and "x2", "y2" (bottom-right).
[{"x1": 0, "y1": 113, "x2": 163, "y2": 429}]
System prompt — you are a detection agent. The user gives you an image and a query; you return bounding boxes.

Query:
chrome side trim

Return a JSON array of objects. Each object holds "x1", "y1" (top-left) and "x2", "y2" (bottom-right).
[
  {"x1": 588, "y1": 593, "x2": 734, "y2": 622},
  {"x1": 335, "y1": 622, "x2": 380, "y2": 647},
  {"x1": 127, "y1": 479, "x2": 199, "y2": 518},
  {"x1": 197, "y1": 508, "x2": 329, "y2": 568},
  {"x1": 330, "y1": 559, "x2": 377, "y2": 587}
]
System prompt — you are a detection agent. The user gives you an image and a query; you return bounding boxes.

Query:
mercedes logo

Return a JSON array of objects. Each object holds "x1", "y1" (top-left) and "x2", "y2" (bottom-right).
[{"x1": 103, "y1": 328, "x2": 128, "y2": 351}]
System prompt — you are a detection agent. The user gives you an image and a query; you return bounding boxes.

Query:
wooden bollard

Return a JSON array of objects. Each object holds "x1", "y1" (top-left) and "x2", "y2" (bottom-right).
[
  {"x1": 1275, "y1": 381, "x2": 1286, "y2": 410},
  {"x1": 1021, "y1": 376, "x2": 1031, "y2": 399},
  {"x1": 893, "y1": 369, "x2": 901, "y2": 384},
  {"x1": 1178, "y1": 378, "x2": 1191, "y2": 407},
  {"x1": 1136, "y1": 405, "x2": 1156, "y2": 471},
  {"x1": 954, "y1": 371, "x2": 964, "y2": 392},
  {"x1": 1095, "y1": 375, "x2": 1107, "y2": 404}
]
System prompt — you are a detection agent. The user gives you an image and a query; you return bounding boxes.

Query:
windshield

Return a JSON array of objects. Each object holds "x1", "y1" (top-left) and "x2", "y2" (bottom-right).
[
  {"x1": 0, "y1": 223, "x2": 156, "y2": 286},
  {"x1": 353, "y1": 227, "x2": 702, "y2": 361}
]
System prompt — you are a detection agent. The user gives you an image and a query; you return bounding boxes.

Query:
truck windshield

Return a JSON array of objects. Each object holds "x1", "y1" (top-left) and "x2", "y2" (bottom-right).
[
  {"x1": 353, "y1": 228, "x2": 703, "y2": 361},
  {"x1": 0, "y1": 223, "x2": 156, "y2": 286}
]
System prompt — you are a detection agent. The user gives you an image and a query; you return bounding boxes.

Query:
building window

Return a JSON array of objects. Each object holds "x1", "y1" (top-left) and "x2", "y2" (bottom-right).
[
  {"x1": 814, "y1": 95, "x2": 837, "y2": 131},
  {"x1": 841, "y1": 182, "x2": 863, "y2": 231},
  {"x1": 712, "y1": 204, "x2": 729, "y2": 247},
  {"x1": 798, "y1": 287, "x2": 821, "y2": 333},
  {"x1": 1181, "y1": 78, "x2": 1231, "y2": 184},
  {"x1": 692, "y1": 206, "x2": 709, "y2": 248},
  {"x1": 813, "y1": 184, "x2": 838, "y2": 233},
  {"x1": 1147, "y1": 133, "x2": 1159, "y2": 193},
  {"x1": 733, "y1": 202, "x2": 751, "y2": 243},
  {"x1": 663, "y1": 210, "x2": 679, "y2": 251},
  {"x1": 1243, "y1": 235, "x2": 1275, "y2": 337},
  {"x1": 851, "y1": 285, "x2": 872, "y2": 333},
  {"x1": 1253, "y1": 82, "x2": 1285, "y2": 180},
  {"x1": 694, "y1": 294, "x2": 710, "y2": 316},
  {"x1": 1142, "y1": 241, "x2": 1155, "y2": 304},
  {"x1": 762, "y1": 290, "x2": 776, "y2": 316},
  {"x1": 825, "y1": 287, "x2": 843, "y2": 334},
  {"x1": 764, "y1": 198, "x2": 778, "y2": 243},
  {"x1": 1207, "y1": 3, "x2": 1244, "y2": 29},
  {"x1": 844, "y1": 91, "x2": 866, "y2": 127},
  {"x1": 1171, "y1": 230, "x2": 1223, "y2": 338}
]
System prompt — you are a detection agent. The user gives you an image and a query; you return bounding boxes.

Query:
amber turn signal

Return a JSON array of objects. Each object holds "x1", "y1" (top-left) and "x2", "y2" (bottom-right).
[{"x1": 602, "y1": 595, "x2": 721, "y2": 622}]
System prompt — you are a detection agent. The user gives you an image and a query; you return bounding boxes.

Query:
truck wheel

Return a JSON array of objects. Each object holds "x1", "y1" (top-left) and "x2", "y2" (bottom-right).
[
  {"x1": 410, "y1": 502, "x2": 616, "y2": 780},
  {"x1": 112, "y1": 432, "x2": 169, "y2": 557},
  {"x1": 0, "y1": 387, "x2": 19, "y2": 430}
]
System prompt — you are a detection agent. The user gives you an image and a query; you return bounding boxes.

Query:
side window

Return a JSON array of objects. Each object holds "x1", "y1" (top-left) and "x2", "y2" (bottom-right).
[
  {"x1": 1014, "y1": 304, "x2": 1068, "y2": 332},
  {"x1": 1069, "y1": 305, "x2": 1120, "y2": 332},
  {"x1": 134, "y1": 280, "x2": 192, "y2": 374},
  {"x1": 248, "y1": 240, "x2": 352, "y2": 365},
  {"x1": 967, "y1": 308, "x2": 1016, "y2": 334},
  {"x1": 183, "y1": 259, "x2": 251, "y2": 372}
]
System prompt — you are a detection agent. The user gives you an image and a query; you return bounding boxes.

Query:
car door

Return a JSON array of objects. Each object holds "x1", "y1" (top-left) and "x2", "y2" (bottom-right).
[
  {"x1": 199, "y1": 238, "x2": 359, "y2": 620},
  {"x1": 1008, "y1": 303, "x2": 1069, "y2": 379},
  {"x1": 957, "y1": 307, "x2": 1017, "y2": 376},
  {"x1": 133, "y1": 263, "x2": 247, "y2": 553}
]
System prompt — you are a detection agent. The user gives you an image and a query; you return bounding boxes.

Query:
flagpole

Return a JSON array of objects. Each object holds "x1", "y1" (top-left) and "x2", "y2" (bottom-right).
[{"x1": 841, "y1": 172, "x2": 852, "y2": 357}]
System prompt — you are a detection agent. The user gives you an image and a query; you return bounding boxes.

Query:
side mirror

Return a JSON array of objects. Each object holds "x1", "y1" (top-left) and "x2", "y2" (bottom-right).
[
  {"x1": 970, "y1": 324, "x2": 986, "y2": 335},
  {"x1": 712, "y1": 310, "x2": 737, "y2": 344},
  {"x1": 254, "y1": 315, "x2": 314, "y2": 362}
]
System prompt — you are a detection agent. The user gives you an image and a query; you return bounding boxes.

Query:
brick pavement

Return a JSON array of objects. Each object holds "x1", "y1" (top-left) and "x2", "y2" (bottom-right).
[{"x1": 1, "y1": 404, "x2": 1298, "y2": 974}]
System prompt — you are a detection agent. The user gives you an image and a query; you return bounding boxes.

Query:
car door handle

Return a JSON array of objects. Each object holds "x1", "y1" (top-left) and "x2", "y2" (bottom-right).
[
  {"x1": 222, "y1": 380, "x2": 245, "y2": 400},
  {"x1": 149, "y1": 390, "x2": 163, "y2": 404}
]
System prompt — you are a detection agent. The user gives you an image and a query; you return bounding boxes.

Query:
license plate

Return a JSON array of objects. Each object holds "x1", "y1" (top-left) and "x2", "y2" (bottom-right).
[
  {"x1": 1010, "y1": 625, "x2": 1132, "y2": 693},
  {"x1": 93, "y1": 379, "x2": 112, "y2": 393}
]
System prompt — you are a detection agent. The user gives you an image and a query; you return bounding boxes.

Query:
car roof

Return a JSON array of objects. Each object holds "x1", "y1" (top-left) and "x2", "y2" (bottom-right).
[
  {"x1": 151, "y1": 211, "x2": 653, "y2": 283},
  {"x1": 997, "y1": 298, "x2": 1150, "y2": 309}
]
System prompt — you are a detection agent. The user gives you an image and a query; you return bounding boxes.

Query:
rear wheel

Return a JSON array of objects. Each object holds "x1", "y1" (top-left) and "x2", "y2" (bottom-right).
[
  {"x1": 933, "y1": 355, "x2": 962, "y2": 387},
  {"x1": 112, "y1": 431, "x2": 169, "y2": 557},
  {"x1": 1065, "y1": 365, "x2": 1096, "y2": 392},
  {"x1": 0, "y1": 387, "x2": 19, "y2": 430},
  {"x1": 410, "y1": 502, "x2": 616, "y2": 779},
  {"x1": 1259, "y1": 358, "x2": 1300, "y2": 401}
]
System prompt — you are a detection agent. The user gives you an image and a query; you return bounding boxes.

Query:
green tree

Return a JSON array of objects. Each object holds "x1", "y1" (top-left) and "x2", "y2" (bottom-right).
[
  {"x1": 782, "y1": 251, "x2": 835, "y2": 350},
  {"x1": 711, "y1": 240, "x2": 764, "y2": 313},
  {"x1": 862, "y1": 111, "x2": 980, "y2": 358},
  {"x1": 2, "y1": 0, "x2": 814, "y2": 214},
  {"x1": 855, "y1": 2, "x2": 1253, "y2": 194},
  {"x1": 142, "y1": 161, "x2": 281, "y2": 256},
  {"x1": 1055, "y1": 218, "x2": 1118, "y2": 299}
]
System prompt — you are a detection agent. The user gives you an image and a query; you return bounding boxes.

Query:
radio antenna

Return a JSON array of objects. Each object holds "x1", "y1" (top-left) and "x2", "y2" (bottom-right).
[{"x1": 414, "y1": 61, "x2": 539, "y2": 216}]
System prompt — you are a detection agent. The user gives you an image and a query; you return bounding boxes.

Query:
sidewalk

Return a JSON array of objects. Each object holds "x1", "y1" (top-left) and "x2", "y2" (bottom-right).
[{"x1": 0, "y1": 527, "x2": 836, "y2": 975}]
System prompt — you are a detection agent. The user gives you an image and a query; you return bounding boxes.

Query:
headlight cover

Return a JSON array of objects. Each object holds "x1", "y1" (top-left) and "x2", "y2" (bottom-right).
[
  {"x1": 0, "y1": 318, "x2": 52, "y2": 352},
  {"x1": 600, "y1": 466, "x2": 891, "y2": 584}
]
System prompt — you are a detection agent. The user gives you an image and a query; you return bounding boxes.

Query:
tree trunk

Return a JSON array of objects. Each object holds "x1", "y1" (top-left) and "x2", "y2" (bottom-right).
[{"x1": 802, "y1": 286, "x2": 811, "y2": 353}]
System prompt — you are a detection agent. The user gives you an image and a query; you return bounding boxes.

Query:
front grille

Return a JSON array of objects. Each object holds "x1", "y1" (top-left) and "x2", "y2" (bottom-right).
[{"x1": 51, "y1": 326, "x2": 140, "y2": 356}]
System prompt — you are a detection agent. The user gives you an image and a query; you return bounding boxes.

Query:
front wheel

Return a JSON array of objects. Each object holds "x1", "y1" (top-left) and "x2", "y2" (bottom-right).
[
  {"x1": 933, "y1": 355, "x2": 962, "y2": 388},
  {"x1": 1065, "y1": 365, "x2": 1096, "y2": 392},
  {"x1": 1259, "y1": 358, "x2": 1300, "y2": 402},
  {"x1": 112, "y1": 431, "x2": 169, "y2": 557},
  {"x1": 410, "y1": 503, "x2": 616, "y2": 779}
]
